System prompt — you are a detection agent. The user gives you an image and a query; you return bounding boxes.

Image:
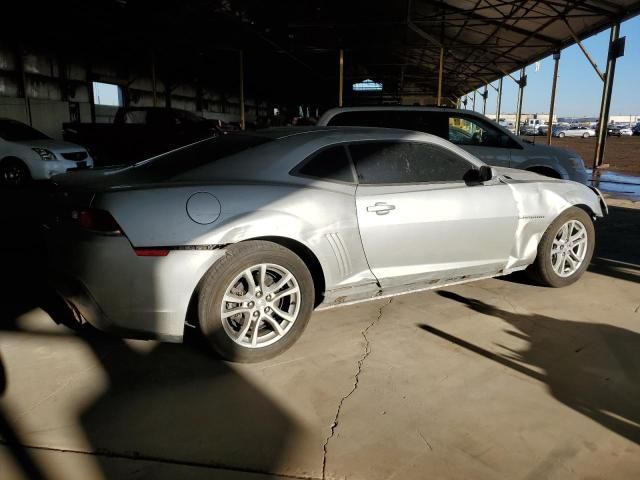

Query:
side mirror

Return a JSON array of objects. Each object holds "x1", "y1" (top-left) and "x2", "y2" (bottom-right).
[
  {"x1": 479, "y1": 165, "x2": 493, "y2": 181},
  {"x1": 463, "y1": 165, "x2": 494, "y2": 184}
]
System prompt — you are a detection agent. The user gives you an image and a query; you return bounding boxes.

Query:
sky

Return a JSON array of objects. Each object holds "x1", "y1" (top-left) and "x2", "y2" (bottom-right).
[{"x1": 465, "y1": 15, "x2": 640, "y2": 118}]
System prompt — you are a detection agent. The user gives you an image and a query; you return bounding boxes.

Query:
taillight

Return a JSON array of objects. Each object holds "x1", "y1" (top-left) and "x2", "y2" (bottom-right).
[{"x1": 72, "y1": 208, "x2": 122, "y2": 235}]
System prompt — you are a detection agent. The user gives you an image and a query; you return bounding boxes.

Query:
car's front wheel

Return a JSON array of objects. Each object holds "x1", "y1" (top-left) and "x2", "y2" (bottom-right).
[
  {"x1": 198, "y1": 240, "x2": 315, "y2": 362},
  {"x1": 558, "y1": 132, "x2": 565, "y2": 138},
  {"x1": 528, "y1": 207, "x2": 595, "y2": 287},
  {"x1": 0, "y1": 158, "x2": 31, "y2": 187},
  {"x1": 583, "y1": 132, "x2": 590, "y2": 138}
]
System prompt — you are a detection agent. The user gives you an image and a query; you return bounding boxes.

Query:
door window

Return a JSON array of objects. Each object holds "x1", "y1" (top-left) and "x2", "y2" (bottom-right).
[
  {"x1": 349, "y1": 141, "x2": 472, "y2": 185},
  {"x1": 293, "y1": 146, "x2": 355, "y2": 183},
  {"x1": 448, "y1": 115, "x2": 515, "y2": 148}
]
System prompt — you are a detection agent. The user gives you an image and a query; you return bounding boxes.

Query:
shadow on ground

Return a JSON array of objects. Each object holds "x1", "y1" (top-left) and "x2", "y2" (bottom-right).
[
  {"x1": 0, "y1": 188, "x2": 301, "y2": 478},
  {"x1": 421, "y1": 290, "x2": 640, "y2": 444}
]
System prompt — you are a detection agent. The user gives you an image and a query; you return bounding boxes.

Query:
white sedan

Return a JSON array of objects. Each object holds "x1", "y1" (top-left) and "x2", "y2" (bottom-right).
[
  {"x1": 556, "y1": 126, "x2": 596, "y2": 138},
  {"x1": 619, "y1": 127, "x2": 633, "y2": 136},
  {"x1": 0, "y1": 118, "x2": 94, "y2": 186}
]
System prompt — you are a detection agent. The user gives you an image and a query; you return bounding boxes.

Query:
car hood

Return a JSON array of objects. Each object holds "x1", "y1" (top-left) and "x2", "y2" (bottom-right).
[
  {"x1": 14, "y1": 139, "x2": 87, "y2": 152},
  {"x1": 491, "y1": 166, "x2": 556, "y2": 182}
]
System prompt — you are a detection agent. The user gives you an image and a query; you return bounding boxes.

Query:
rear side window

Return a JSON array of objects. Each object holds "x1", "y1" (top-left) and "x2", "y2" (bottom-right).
[
  {"x1": 294, "y1": 146, "x2": 354, "y2": 183},
  {"x1": 348, "y1": 141, "x2": 472, "y2": 185}
]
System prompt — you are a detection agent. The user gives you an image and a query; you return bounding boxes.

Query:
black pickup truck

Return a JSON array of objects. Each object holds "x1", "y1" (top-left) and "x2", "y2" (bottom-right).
[{"x1": 63, "y1": 107, "x2": 229, "y2": 166}]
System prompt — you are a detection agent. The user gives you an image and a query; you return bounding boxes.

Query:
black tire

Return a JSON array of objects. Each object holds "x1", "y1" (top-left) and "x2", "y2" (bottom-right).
[
  {"x1": 558, "y1": 132, "x2": 565, "y2": 138},
  {"x1": 582, "y1": 132, "x2": 589, "y2": 138},
  {"x1": 0, "y1": 158, "x2": 31, "y2": 187},
  {"x1": 527, "y1": 207, "x2": 595, "y2": 288},
  {"x1": 198, "y1": 240, "x2": 315, "y2": 362}
]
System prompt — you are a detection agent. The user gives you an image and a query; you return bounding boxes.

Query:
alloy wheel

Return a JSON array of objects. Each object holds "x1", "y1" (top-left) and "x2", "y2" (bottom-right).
[
  {"x1": 220, "y1": 263, "x2": 301, "y2": 348},
  {"x1": 551, "y1": 219, "x2": 588, "y2": 277}
]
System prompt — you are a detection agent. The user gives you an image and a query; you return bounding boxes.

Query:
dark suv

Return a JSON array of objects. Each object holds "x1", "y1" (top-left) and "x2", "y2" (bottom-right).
[{"x1": 318, "y1": 107, "x2": 588, "y2": 183}]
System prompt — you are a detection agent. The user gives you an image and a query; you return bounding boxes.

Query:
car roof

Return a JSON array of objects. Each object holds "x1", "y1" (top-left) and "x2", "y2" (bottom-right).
[
  {"x1": 319, "y1": 105, "x2": 488, "y2": 120},
  {"x1": 174, "y1": 126, "x2": 485, "y2": 184},
  {"x1": 248, "y1": 125, "x2": 437, "y2": 140}
]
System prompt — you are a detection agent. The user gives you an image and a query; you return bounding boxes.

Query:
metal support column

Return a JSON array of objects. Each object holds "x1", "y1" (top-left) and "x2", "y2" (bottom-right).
[
  {"x1": 472, "y1": 90, "x2": 476, "y2": 111},
  {"x1": 496, "y1": 77, "x2": 503, "y2": 123},
  {"x1": 594, "y1": 23, "x2": 624, "y2": 170},
  {"x1": 514, "y1": 67, "x2": 526, "y2": 135},
  {"x1": 338, "y1": 49, "x2": 344, "y2": 107},
  {"x1": 482, "y1": 84, "x2": 488, "y2": 115},
  {"x1": 547, "y1": 51, "x2": 561, "y2": 145},
  {"x1": 86, "y1": 59, "x2": 96, "y2": 123},
  {"x1": 18, "y1": 53, "x2": 32, "y2": 126},
  {"x1": 151, "y1": 50, "x2": 157, "y2": 107},
  {"x1": 437, "y1": 47, "x2": 444, "y2": 106},
  {"x1": 239, "y1": 49, "x2": 245, "y2": 131}
]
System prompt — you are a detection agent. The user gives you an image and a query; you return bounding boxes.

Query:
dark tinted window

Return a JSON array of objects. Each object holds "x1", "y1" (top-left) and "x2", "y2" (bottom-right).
[
  {"x1": 349, "y1": 141, "x2": 472, "y2": 184},
  {"x1": 296, "y1": 146, "x2": 354, "y2": 183},
  {"x1": 327, "y1": 110, "x2": 448, "y2": 138},
  {"x1": 0, "y1": 119, "x2": 49, "y2": 141}
]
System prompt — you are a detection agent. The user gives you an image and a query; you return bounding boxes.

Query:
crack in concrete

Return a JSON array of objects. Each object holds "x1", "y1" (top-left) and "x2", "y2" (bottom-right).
[
  {"x1": 321, "y1": 298, "x2": 392, "y2": 480},
  {"x1": 417, "y1": 431, "x2": 433, "y2": 451}
]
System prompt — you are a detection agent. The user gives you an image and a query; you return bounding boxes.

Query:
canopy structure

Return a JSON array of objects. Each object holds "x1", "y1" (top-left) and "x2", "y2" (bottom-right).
[
  {"x1": 7, "y1": 1, "x2": 640, "y2": 104},
  {"x1": 233, "y1": 0, "x2": 640, "y2": 101}
]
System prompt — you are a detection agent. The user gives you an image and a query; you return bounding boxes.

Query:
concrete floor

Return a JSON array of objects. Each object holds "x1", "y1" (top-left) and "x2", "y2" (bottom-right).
[{"x1": 1, "y1": 195, "x2": 639, "y2": 480}]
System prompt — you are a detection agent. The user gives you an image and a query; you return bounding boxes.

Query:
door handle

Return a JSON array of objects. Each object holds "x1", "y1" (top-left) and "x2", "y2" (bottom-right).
[{"x1": 366, "y1": 202, "x2": 396, "y2": 215}]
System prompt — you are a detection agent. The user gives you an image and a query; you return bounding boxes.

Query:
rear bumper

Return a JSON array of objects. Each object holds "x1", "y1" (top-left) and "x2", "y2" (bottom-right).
[{"x1": 46, "y1": 227, "x2": 226, "y2": 342}]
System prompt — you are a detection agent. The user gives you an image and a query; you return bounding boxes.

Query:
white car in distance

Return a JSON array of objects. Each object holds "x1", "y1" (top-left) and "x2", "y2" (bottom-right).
[
  {"x1": 0, "y1": 118, "x2": 94, "y2": 186},
  {"x1": 556, "y1": 126, "x2": 596, "y2": 138}
]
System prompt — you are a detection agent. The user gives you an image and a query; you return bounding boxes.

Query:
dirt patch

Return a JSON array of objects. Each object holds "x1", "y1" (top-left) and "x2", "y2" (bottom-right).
[{"x1": 525, "y1": 135, "x2": 640, "y2": 176}]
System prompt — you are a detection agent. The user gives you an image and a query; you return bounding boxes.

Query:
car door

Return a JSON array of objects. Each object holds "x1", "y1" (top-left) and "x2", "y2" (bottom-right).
[
  {"x1": 446, "y1": 113, "x2": 516, "y2": 168},
  {"x1": 350, "y1": 140, "x2": 520, "y2": 291}
]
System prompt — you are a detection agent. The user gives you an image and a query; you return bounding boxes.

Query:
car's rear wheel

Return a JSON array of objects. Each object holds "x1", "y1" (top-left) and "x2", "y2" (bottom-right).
[
  {"x1": 0, "y1": 158, "x2": 31, "y2": 187},
  {"x1": 198, "y1": 240, "x2": 314, "y2": 362},
  {"x1": 558, "y1": 132, "x2": 565, "y2": 138},
  {"x1": 528, "y1": 207, "x2": 595, "y2": 287},
  {"x1": 582, "y1": 132, "x2": 589, "y2": 138}
]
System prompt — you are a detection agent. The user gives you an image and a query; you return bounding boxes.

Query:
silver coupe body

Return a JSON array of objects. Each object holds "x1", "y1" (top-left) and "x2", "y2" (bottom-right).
[{"x1": 46, "y1": 127, "x2": 606, "y2": 360}]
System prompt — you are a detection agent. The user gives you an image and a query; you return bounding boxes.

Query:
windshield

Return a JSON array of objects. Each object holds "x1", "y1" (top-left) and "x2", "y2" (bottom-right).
[
  {"x1": 121, "y1": 134, "x2": 273, "y2": 182},
  {"x1": 0, "y1": 119, "x2": 50, "y2": 141}
]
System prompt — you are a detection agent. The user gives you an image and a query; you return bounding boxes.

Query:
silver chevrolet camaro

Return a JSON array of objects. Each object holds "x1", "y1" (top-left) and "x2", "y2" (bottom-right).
[{"x1": 46, "y1": 127, "x2": 607, "y2": 362}]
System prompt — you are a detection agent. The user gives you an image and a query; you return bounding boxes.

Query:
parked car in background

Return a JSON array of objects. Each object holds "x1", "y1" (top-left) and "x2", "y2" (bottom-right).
[
  {"x1": 555, "y1": 126, "x2": 596, "y2": 138},
  {"x1": 537, "y1": 124, "x2": 551, "y2": 136},
  {"x1": 46, "y1": 127, "x2": 606, "y2": 362},
  {"x1": 633, "y1": 124, "x2": 640, "y2": 136},
  {"x1": 619, "y1": 127, "x2": 633, "y2": 136},
  {"x1": 0, "y1": 118, "x2": 93, "y2": 186},
  {"x1": 63, "y1": 107, "x2": 223, "y2": 166},
  {"x1": 519, "y1": 124, "x2": 539, "y2": 136},
  {"x1": 607, "y1": 125, "x2": 622, "y2": 136},
  {"x1": 498, "y1": 120, "x2": 516, "y2": 134},
  {"x1": 318, "y1": 107, "x2": 589, "y2": 183}
]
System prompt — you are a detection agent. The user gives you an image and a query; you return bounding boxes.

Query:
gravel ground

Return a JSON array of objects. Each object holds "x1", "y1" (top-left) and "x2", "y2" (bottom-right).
[{"x1": 524, "y1": 135, "x2": 640, "y2": 175}]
